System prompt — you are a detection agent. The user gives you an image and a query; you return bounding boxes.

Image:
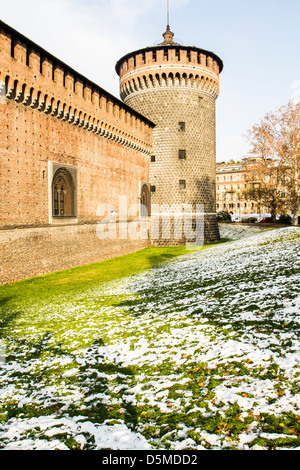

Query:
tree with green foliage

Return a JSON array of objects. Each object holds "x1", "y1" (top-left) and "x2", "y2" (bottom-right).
[{"x1": 217, "y1": 210, "x2": 232, "y2": 222}]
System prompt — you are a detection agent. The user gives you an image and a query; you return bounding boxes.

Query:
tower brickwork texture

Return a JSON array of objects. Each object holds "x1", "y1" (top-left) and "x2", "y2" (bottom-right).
[{"x1": 116, "y1": 26, "x2": 223, "y2": 245}]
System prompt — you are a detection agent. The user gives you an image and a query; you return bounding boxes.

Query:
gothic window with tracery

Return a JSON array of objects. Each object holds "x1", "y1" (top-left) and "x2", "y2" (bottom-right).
[
  {"x1": 52, "y1": 168, "x2": 75, "y2": 217},
  {"x1": 140, "y1": 183, "x2": 151, "y2": 217}
]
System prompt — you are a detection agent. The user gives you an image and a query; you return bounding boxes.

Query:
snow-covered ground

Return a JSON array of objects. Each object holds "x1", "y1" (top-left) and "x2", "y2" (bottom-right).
[
  {"x1": 219, "y1": 223, "x2": 270, "y2": 240},
  {"x1": 0, "y1": 226, "x2": 300, "y2": 450}
]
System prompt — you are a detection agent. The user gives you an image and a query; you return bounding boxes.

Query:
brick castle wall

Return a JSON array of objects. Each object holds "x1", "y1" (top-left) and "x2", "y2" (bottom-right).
[
  {"x1": 0, "y1": 223, "x2": 149, "y2": 285},
  {"x1": 0, "y1": 98, "x2": 151, "y2": 228},
  {"x1": 0, "y1": 21, "x2": 154, "y2": 283}
]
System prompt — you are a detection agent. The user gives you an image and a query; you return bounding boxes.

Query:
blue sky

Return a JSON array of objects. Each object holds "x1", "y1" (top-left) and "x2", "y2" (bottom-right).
[{"x1": 1, "y1": 0, "x2": 300, "y2": 162}]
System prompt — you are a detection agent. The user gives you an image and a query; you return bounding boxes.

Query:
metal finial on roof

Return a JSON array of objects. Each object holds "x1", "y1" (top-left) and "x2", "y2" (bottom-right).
[
  {"x1": 163, "y1": 0, "x2": 174, "y2": 44},
  {"x1": 163, "y1": 27, "x2": 174, "y2": 44}
]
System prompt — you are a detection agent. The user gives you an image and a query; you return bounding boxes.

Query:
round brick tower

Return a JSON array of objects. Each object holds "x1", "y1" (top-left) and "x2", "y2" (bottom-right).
[{"x1": 116, "y1": 26, "x2": 223, "y2": 245}]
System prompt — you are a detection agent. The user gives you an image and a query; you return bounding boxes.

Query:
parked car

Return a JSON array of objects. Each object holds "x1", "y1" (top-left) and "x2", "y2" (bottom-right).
[{"x1": 260, "y1": 217, "x2": 273, "y2": 223}]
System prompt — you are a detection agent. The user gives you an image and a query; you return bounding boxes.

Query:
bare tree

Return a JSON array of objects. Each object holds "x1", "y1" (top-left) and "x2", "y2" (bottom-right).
[
  {"x1": 243, "y1": 157, "x2": 286, "y2": 222},
  {"x1": 244, "y1": 101, "x2": 300, "y2": 225}
]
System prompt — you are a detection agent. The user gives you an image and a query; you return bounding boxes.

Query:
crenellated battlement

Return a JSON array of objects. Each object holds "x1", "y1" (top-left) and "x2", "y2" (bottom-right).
[
  {"x1": 116, "y1": 44, "x2": 223, "y2": 101},
  {"x1": 0, "y1": 20, "x2": 154, "y2": 154},
  {"x1": 0, "y1": 20, "x2": 156, "y2": 282}
]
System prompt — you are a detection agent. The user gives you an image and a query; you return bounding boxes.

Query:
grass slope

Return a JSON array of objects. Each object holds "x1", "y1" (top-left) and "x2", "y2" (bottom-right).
[
  {"x1": 0, "y1": 229, "x2": 300, "y2": 451},
  {"x1": 0, "y1": 243, "x2": 222, "y2": 305}
]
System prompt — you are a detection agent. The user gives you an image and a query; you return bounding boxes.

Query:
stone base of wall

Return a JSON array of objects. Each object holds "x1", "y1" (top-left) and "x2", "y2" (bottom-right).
[
  {"x1": 0, "y1": 223, "x2": 149, "y2": 285},
  {"x1": 150, "y1": 214, "x2": 220, "y2": 247},
  {"x1": 0, "y1": 216, "x2": 220, "y2": 284}
]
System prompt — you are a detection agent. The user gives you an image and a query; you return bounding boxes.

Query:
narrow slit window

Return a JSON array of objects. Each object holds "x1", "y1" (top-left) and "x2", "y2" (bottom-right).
[
  {"x1": 26, "y1": 46, "x2": 30, "y2": 67},
  {"x1": 179, "y1": 180, "x2": 186, "y2": 190},
  {"x1": 151, "y1": 155, "x2": 156, "y2": 162},
  {"x1": 178, "y1": 122, "x2": 185, "y2": 132},
  {"x1": 11, "y1": 36, "x2": 15, "y2": 58},
  {"x1": 179, "y1": 149, "x2": 186, "y2": 160}
]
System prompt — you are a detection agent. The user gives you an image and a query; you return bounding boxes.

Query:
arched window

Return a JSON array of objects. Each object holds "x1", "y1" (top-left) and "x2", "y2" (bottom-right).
[
  {"x1": 52, "y1": 168, "x2": 75, "y2": 217},
  {"x1": 140, "y1": 183, "x2": 151, "y2": 217}
]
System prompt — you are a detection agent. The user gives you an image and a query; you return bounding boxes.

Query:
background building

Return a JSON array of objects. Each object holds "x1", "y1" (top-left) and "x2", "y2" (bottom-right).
[{"x1": 216, "y1": 160, "x2": 269, "y2": 220}]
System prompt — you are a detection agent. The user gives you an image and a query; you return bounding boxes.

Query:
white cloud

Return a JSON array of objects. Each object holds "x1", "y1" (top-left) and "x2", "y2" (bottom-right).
[
  {"x1": 0, "y1": 0, "x2": 186, "y2": 95},
  {"x1": 0, "y1": 0, "x2": 118, "y2": 94},
  {"x1": 5, "y1": 0, "x2": 245, "y2": 161},
  {"x1": 0, "y1": 0, "x2": 191, "y2": 95}
]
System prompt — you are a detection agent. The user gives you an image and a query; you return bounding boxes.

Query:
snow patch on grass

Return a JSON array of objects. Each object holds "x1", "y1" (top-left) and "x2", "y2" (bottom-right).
[{"x1": 0, "y1": 227, "x2": 300, "y2": 450}]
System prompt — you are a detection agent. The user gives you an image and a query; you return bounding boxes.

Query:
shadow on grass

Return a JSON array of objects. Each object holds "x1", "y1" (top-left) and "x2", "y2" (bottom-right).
[
  {"x1": 3, "y1": 331, "x2": 141, "y2": 437},
  {"x1": 0, "y1": 296, "x2": 14, "y2": 307},
  {"x1": 0, "y1": 309, "x2": 20, "y2": 339},
  {"x1": 146, "y1": 253, "x2": 180, "y2": 269},
  {"x1": 69, "y1": 338, "x2": 140, "y2": 429}
]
